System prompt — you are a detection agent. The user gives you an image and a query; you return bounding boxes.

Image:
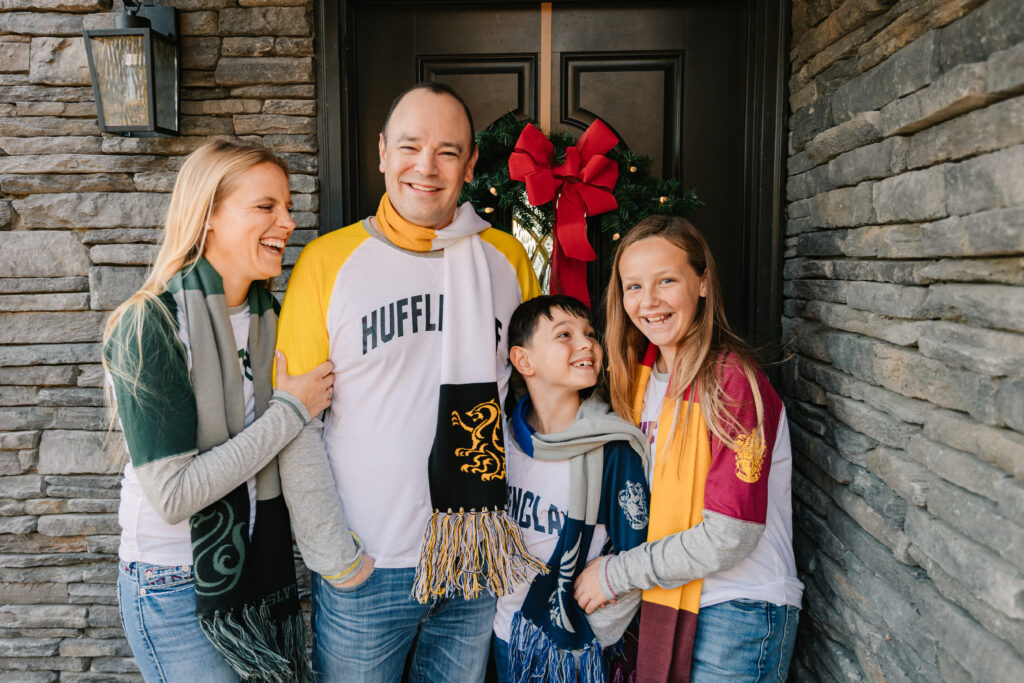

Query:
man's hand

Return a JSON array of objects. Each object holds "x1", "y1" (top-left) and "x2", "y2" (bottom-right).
[
  {"x1": 574, "y1": 556, "x2": 613, "y2": 614},
  {"x1": 329, "y1": 555, "x2": 375, "y2": 590}
]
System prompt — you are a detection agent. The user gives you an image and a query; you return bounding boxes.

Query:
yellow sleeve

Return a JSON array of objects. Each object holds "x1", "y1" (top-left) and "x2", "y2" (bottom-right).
[
  {"x1": 480, "y1": 228, "x2": 541, "y2": 303},
  {"x1": 275, "y1": 223, "x2": 369, "y2": 379}
]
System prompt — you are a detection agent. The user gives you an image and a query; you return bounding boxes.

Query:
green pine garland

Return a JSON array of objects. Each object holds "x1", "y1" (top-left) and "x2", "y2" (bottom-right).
[{"x1": 461, "y1": 111, "x2": 702, "y2": 242}]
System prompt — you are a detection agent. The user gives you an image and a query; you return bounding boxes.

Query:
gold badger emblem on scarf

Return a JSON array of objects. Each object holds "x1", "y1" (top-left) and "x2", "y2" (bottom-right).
[
  {"x1": 451, "y1": 399, "x2": 505, "y2": 481},
  {"x1": 733, "y1": 429, "x2": 766, "y2": 483}
]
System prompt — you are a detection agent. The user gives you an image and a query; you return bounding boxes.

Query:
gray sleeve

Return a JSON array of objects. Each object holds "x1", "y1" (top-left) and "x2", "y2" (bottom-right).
[
  {"x1": 277, "y1": 417, "x2": 364, "y2": 581},
  {"x1": 603, "y1": 509, "x2": 764, "y2": 595},
  {"x1": 586, "y1": 584, "x2": 642, "y2": 647},
  {"x1": 132, "y1": 390, "x2": 309, "y2": 525}
]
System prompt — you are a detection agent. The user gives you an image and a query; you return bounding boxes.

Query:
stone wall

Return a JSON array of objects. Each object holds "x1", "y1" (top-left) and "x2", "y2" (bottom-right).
[
  {"x1": 0, "y1": 1, "x2": 317, "y2": 680},
  {"x1": 783, "y1": 0, "x2": 1024, "y2": 680}
]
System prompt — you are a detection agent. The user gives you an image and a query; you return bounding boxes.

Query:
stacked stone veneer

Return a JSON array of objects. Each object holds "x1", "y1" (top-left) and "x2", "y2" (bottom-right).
[
  {"x1": 0, "y1": 1, "x2": 317, "y2": 680},
  {"x1": 783, "y1": 0, "x2": 1024, "y2": 680}
]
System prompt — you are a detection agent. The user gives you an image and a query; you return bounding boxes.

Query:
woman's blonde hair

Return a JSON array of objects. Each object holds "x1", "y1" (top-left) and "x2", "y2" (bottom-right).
[
  {"x1": 605, "y1": 215, "x2": 764, "y2": 451},
  {"x1": 102, "y1": 138, "x2": 289, "y2": 437}
]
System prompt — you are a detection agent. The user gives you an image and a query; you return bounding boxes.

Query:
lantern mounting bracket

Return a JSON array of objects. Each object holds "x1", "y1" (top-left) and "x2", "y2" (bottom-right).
[{"x1": 133, "y1": 1, "x2": 177, "y2": 42}]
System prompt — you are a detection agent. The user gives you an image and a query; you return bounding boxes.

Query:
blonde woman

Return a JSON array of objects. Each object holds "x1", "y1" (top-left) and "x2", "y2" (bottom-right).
[
  {"x1": 104, "y1": 139, "x2": 364, "y2": 682},
  {"x1": 574, "y1": 216, "x2": 803, "y2": 682}
]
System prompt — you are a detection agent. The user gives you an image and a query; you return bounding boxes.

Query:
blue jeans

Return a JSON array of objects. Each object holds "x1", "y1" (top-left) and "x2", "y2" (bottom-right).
[
  {"x1": 117, "y1": 561, "x2": 239, "y2": 682},
  {"x1": 692, "y1": 599, "x2": 799, "y2": 682},
  {"x1": 491, "y1": 636, "x2": 510, "y2": 683},
  {"x1": 311, "y1": 567, "x2": 496, "y2": 683}
]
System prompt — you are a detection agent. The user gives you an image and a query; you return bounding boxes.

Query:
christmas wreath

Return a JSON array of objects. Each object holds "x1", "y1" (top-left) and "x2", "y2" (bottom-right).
[{"x1": 461, "y1": 112, "x2": 702, "y2": 305}]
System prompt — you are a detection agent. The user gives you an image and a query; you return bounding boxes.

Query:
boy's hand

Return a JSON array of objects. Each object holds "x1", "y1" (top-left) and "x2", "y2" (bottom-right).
[{"x1": 574, "y1": 556, "x2": 614, "y2": 614}]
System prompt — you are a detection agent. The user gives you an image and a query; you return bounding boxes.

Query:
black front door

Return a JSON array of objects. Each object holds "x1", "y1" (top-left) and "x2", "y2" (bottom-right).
[{"x1": 317, "y1": 0, "x2": 788, "y2": 346}]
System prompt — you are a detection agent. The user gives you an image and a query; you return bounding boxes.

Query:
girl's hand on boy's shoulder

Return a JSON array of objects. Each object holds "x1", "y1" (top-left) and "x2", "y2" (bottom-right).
[{"x1": 574, "y1": 556, "x2": 614, "y2": 614}]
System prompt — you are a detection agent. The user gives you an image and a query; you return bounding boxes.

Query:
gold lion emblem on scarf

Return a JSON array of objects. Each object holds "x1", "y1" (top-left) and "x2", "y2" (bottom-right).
[
  {"x1": 451, "y1": 399, "x2": 505, "y2": 482},
  {"x1": 733, "y1": 429, "x2": 766, "y2": 483}
]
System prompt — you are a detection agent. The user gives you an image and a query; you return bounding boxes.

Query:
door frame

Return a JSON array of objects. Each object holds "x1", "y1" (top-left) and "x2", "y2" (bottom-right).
[{"x1": 314, "y1": 0, "x2": 791, "y2": 349}]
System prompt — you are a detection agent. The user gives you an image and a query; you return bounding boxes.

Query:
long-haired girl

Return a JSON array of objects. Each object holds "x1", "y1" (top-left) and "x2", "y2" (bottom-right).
[
  {"x1": 574, "y1": 215, "x2": 803, "y2": 682},
  {"x1": 104, "y1": 138, "x2": 363, "y2": 681}
]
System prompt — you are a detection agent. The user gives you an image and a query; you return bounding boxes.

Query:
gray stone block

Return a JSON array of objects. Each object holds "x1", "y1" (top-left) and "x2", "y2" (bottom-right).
[
  {"x1": 866, "y1": 447, "x2": 930, "y2": 507},
  {"x1": 214, "y1": 57, "x2": 312, "y2": 86},
  {"x1": 0, "y1": 12, "x2": 82, "y2": 36},
  {"x1": 233, "y1": 114, "x2": 315, "y2": 135},
  {"x1": 996, "y1": 378, "x2": 1024, "y2": 432},
  {"x1": 806, "y1": 111, "x2": 883, "y2": 164},
  {"x1": 58, "y1": 638, "x2": 130, "y2": 658},
  {"x1": 88, "y1": 244, "x2": 157, "y2": 266},
  {"x1": 935, "y1": 0, "x2": 1024, "y2": 73},
  {"x1": 0, "y1": 605, "x2": 88, "y2": 630},
  {"x1": 790, "y1": 98, "x2": 833, "y2": 150},
  {"x1": 843, "y1": 281, "x2": 929, "y2": 318},
  {"x1": 1, "y1": 173, "x2": 134, "y2": 194},
  {"x1": 0, "y1": 312, "x2": 105, "y2": 344},
  {"x1": 219, "y1": 7, "x2": 310, "y2": 36},
  {"x1": 0, "y1": 637, "x2": 62, "y2": 657},
  {"x1": 945, "y1": 143, "x2": 1024, "y2": 216},
  {"x1": 0, "y1": 153, "x2": 167, "y2": 175},
  {"x1": 0, "y1": 343, "x2": 100, "y2": 367},
  {"x1": 872, "y1": 166, "x2": 946, "y2": 223},
  {"x1": 28, "y1": 37, "x2": 89, "y2": 86},
  {"x1": 804, "y1": 300, "x2": 925, "y2": 346},
  {"x1": 906, "y1": 93, "x2": 1024, "y2": 171},
  {"x1": 905, "y1": 506, "x2": 1024, "y2": 620},
  {"x1": 0, "y1": 39, "x2": 30, "y2": 74},
  {"x1": 38, "y1": 431, "x2": 117, "y2": 475},
  {"x1": 36, "y1": 514, "x2": 119, "y2": 537},
  {"x1": 925, "y1": 409, "x2": 1024, "y2": 479},
  {"x1": 82, "y1": 229, "x2": 163, "y2": 245},
  {"x1": 926, "y1": 478, "x2": 1024, "y2": 568},
  {"x1": 0, "y1": 136, "x2": 102, "y2": 155},
  {"x1": 0, "y1": 293, "x2": 90, "y2": 312},
  {"x1": 811, "y1": 182, "x2": 875, "y2": 227},
  {"x1": 0, "y1": 115, "x2": 98, "y2": 137},
  {"x1": 180, "y1": 98, "x2": 261, "y2": 116},
  {"x1": 915, "y1": 256, "x2": 1024, "y2": 286},
  {"x1": 179, "y1": 10, "x2": 217, "y2": 36},
  {"x1": 923, "y1": 283, "x2": 1024, "y2": 333},
  {"x1": 180, "y1": 36, "x2": 219, "y2": 70},
  {"x1": 289, "y1": 174, "x2": 316, "y2": 194},
  {"x1": 11, "y1": 193, "x2": 169, "y2": 229},
  {"x1": 907, "y1": 433, "x2": 1007, "y2": 504},
  {"x1": 827, "y1": 394, "x2": 916, "y2": 449},
  {"x1": 880, "y1": 61, "x2": 990, "y2": 136},
  {"x1": 221, "y1": 36, "x2": 274, "y2": 57},
  {"x1": 985, "y1": 41, "x2": 1024, "y2": 94},
  {"x1": 828, "y1": 136, "x2": 906, "y2": 190},
  {"x1": 917, "y1": 321, "x2": 1024, "y2": 377},
  {"x1": 88, "y1": 266, "x2": 148, "y2": 311},
  {"x1": 0, "y1": 232, "x2": 89, "y2": 278},
  {"x1": 263, "y1": 99, "x2": 316, "y2": 116},
  {"x1": 832, "y1": 31, "x2": 939, "y2": 123},
  {"x1": 995, "y1": 477, "x2": 1024, "y2": 527}
]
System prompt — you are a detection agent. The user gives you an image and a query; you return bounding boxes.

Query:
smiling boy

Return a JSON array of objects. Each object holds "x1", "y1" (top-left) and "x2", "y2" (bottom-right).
[{"x1": 493, "y1": 295, "x2": 651, "y2": 683}]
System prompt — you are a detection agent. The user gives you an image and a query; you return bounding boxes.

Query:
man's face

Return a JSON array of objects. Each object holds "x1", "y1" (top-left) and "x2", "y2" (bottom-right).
[{"x1": 378, "y1": 89, "x2": 478, "y2": 229}]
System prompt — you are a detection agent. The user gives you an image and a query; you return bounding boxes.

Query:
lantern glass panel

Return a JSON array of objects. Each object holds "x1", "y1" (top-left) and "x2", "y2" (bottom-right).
[
  {"x1": 88, "y1": 34, "x2": 149, "y2": 128},
  {"x1": 152, "y1": 34, "x2": 178, "y2": 132}
]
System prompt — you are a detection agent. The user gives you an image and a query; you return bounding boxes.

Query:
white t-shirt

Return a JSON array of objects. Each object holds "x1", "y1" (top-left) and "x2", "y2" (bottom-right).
[
  {"x1": 493, "y1": 420, "x2": 608, "y2": 643},
  {"x1": 117, "y1": 304, "x2": 257, "y2": 566},
  {"x1": 638, "y1": 365, "x2": 670, "y2": 483}
]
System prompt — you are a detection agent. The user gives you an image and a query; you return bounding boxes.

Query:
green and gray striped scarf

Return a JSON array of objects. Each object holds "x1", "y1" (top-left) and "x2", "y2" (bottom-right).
[{"x1": 124, "y1": 258, "x2": 311, "y2": 681}]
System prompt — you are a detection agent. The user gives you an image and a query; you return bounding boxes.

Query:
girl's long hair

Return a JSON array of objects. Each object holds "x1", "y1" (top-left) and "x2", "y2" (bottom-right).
[
  {"x1": 605, "y1": 215, "x2": 764, "y2": 450},
  {"x1": 102, "y1": 138, "x2": 289, "y2": 446}
]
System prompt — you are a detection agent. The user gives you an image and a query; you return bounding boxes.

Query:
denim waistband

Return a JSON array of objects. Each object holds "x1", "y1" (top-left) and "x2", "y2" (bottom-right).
[{"x1": 120, "y1": 560, "x2": 193, "y2": 588}]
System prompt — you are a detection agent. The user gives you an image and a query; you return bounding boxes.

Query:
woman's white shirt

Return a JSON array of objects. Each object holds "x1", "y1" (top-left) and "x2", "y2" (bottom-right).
[{"x1": 117, "y1": 304, "x2": 257, "y2": 566}]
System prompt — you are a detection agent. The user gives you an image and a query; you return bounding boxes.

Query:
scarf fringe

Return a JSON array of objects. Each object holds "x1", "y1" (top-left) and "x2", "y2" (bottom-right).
[
  {"x1": 412, "y1": 507, "x2": 547, "y2": 603},
  {"x1": 508, "y1": 610, "x2": 605, "y2": 683},
  {"x1": 199, "y1": 602, "x2": 313, "y2": 683}
]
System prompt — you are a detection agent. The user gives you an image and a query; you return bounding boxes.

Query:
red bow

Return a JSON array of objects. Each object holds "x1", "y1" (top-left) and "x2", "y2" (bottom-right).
[{"x1": 508, "y1": 119, "x2": 619, "y2": 307}]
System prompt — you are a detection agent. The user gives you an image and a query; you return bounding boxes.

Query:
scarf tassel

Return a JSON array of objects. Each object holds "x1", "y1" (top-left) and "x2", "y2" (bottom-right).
[
  {"x1": 198, "y1": 602, "x2": 313, "y2": 683},
  {"x1": 508, "y1": 611, "x2": 604, "y2": 683},
  {"x1": 412, "y1": 507, "x2": 547, "y2": 603}
]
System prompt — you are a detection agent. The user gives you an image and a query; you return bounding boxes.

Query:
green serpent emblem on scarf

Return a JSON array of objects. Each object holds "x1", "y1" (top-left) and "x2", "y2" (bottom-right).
[{"x1": 191, "y1": 500, "x2": 247, "y2": 597}]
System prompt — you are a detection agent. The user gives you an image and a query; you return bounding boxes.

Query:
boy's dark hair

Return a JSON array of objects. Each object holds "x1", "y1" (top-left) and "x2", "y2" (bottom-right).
[
  {"x1": 381, "y1": 81, "x2": 476, "y2": 149},
  {"x1": 508, "y1": 294, "x2": 593, "y2": 350}
]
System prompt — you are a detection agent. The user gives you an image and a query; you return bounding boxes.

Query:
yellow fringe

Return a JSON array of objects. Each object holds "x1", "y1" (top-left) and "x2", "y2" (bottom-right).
[{"x1": 412, "y1": 507, "x2": 548, "y2": 603}]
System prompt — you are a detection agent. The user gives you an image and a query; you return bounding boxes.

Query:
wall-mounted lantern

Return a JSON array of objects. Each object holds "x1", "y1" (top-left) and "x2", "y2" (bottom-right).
[{"x1": 83, "y1": 0, "x2": 179, "y2": 137}]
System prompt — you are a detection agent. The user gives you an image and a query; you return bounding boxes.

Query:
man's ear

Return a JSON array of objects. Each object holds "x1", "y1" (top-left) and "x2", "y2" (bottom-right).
[
  {"x1": 464, "y1": 145, "x2": 479, "y2": 183},
  {"x1": 509, "y1": 345, "x2": 534, "y2": 377},
  {"x1": 378, "y1": 132, "x2": 386, "y2": 173}
]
